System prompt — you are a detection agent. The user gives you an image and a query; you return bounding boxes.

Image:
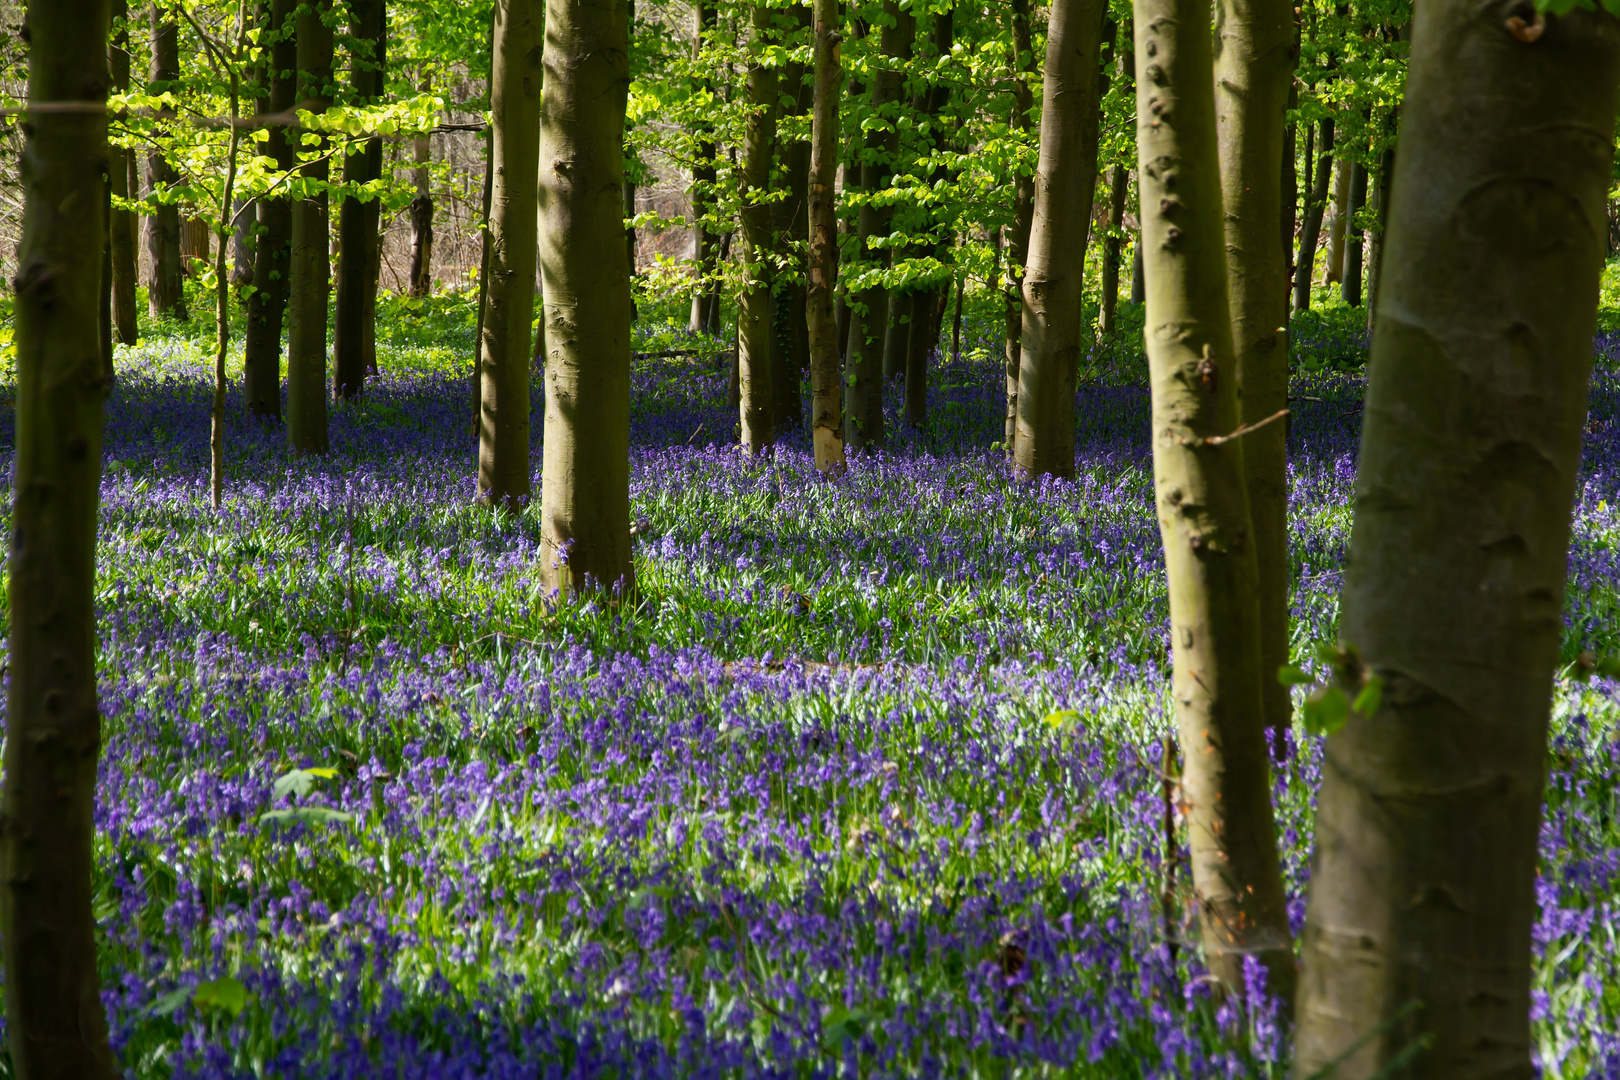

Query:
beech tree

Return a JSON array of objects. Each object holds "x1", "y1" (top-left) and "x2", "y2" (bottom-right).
[
  {"x1": 736, "y1": 1, "x2": 778, "y2": 454},
  {"x1": 806, "y1": 0, "x2": 844, "y2": 472},
  {"x1": 245, "y1": 0, "x2": 297, "y2": 423},
  {"x1": 476, "y1": 0, "x2": 543, "y2": 509},
  {"x1": 1133, "y1": 0, "x2": 1295, "y2": 1001},
  {"x1": 1000, "y1": 0, "x2": 1035, "y2": 449},
  {"x1": 1294, "y1": 7, "x2": 1620, "y2": 1075},
  {"x1": 539, "y1": 0, "x2": 634, "y2": 593},
  {"x1": 147, "y1": 2, "x2": 188, "y2": 320},
  {"x1": 2, "y1": 1, "x2": 121, "y2": 1075},
  {"x1": 287, "y1": 0, "x2": 334, "y2": 454},
  {"x1": 108, "y1": 0, "x2": 138, "y2": 345},
  {"x1": 334, "y1": 0, "x2": 387, "y2": 400}
]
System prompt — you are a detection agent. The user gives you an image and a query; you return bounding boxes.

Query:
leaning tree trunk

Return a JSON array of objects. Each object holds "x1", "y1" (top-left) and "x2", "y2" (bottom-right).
[
  {"x1": 244, "y1": 0, "x2": 296, "y2": 423},
  {"x1": 1292, "y1": 116, "x2": 1333, "y2": 310},
  {"x1": 108, "y1": 0, "x2": 137, "y2": 344},
  {"x1": 287, "y1": 0, "x2": 333, "y2": 455},
  {"x1": 145, "y1": 3, "x2": 187, "y2": 321},
  {"x1": 1214, "y1": 0, "x2": 1295, "y2": 758},
  {"x1": 1341, "y1": 158, "x2": 1367, "y2": 306},
  {"x1": 539, "y1": 0, "x2": 633, "y2": 594},
  {"x1": 736, "y1": 1, "x2": 778, "y2": 454},
  {"x1": 688, "y1": 0, "x2": 719, "y2": 334},
  {"x1": 1002, "y1": 0, "x2": 1036, "y2": 448},
  {"x1": 843, "y1": 0, "x2": 913, "y2": 454},
  {"x1": 334, "y1": 0, "x2": 386, "y2": 401},
  {"x1": 3, "y1": 1, "x2": 120, "y2": 1076},
  {"x1": 1133, "y1": 0, "x2": 1295, "y2": 1003},
  {"x1": 806, "y1": 0, "x2": 843, "y2": 472},
  {"x1": 1294, "y1": 12, "x2": 1620, "y2": 1079},
  {"x1": 476, "y1": 0, "x2": 543, "y2": 509},
  {"x1": 1011, "y1": 0, "x2": 1107, "y2": 479}
]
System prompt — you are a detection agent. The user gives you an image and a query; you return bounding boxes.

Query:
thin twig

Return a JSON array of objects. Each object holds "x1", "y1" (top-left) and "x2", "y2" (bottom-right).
[{"x1": 1177, "y1": 407, "x2": 1289, "y2": 448}]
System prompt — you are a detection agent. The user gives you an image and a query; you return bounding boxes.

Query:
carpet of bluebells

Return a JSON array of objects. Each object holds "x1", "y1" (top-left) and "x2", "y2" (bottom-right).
[{"x1": 1, "y1": 292, "x2": 1618, "y2": 1079}]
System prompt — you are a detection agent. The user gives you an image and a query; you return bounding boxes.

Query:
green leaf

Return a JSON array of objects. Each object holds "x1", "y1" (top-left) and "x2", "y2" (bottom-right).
[
  {"x1": 821, "y1": 1005, "x2": 868, "y2": 1050},
  {"x1": 1302, "y1": 686, "x2": 1350, "y2": 737},
  {"x1": 148, "y1": 985, "x2": 194, "y2": 1017},
  {"x1": 1352, "y1": 675, "x2": 1384, "y2": 718},
  {"x1": 194, "y1": 977, "x2": 250, "y2": 1017},
  {"x1": 1042, "y1": 709, "x2": 1081, "y2": 731},
  {"x1": 1276, "y1": 664, "x2": 1314, "y2": 687},
  {"x1": 259, "y1": 806, "x2": 353, "y2": 828},
  {"x1": 272, "y1": 767, "x2": 338, "y2": 801}
]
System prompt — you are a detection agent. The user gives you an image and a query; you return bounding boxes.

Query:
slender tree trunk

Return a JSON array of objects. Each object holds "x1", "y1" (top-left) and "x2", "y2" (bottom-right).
[
  {"x1": 1294, "y1": 13, "x2": 1620, "y2": 1078},
  {"x1": 108, "y1": 0, "x2": 137, "y2": 344},
  {"x1": 737, "y1": 1, "x2": 778, "y2": 454},
  {"x1": 1133, "y1": 0, "x2": 1294, "y2": 1002},
  {"x1": 689, "y1": 0, "x2": 718, "y2": 334},
  {"x1": 145, "y1": 3, "x2": 187, "y2": 320},
  {"x1": 1363, "y1": 141, "x2": 1394, "y2": 334},
  {"x1": 408, "y1": 121, "x2": 433, "y2": 295},
  {"x1": 1214, "y1": 0, "x2": 1295, "y2": 763},
  {"x1": 3, "y1": 1, "x2": 120, "y2": 1076},
  {"x1": 950, "y1": 265, "x2": 964, "y2": 359},
  {"x1": 1011, "y1": 0, "x2": 1107, "y2": 479},
  {"x1": 1323, "y1": 156, "x2": 1350, "y2": 283},
  {"x1": 1341, "y1": 159, "x2": 1367, "y2": 306},
  {"x1": 844, "y1": 0, "x2": 913, "y2": 453},
  {"x1": 287, "y1": 0, "x2": 333, "y2": 455},
  {"x1": 539, "y1": 0, "x2": 633, "y2": 593},
  {"x1": 1292, "y1": 116, "x2": 1333, "y2": 310},
  {"x1": 772, "y1": 0, "x2": 813, "y2": 431},
  {"x1": 807, "y1": 0, "x2": 843, "y2": 472},
  {"x1": 230, "y1": 198, "x2": 254, "y2": 285},
  {"x1": 1003, "y1": 0, "x2": 1035, "y2": 448},
  {"x1": 475, "y1": 0, "x2": 542, "y2": 508},
  {"x1": 899, "y1": 5, "x2": 953, "y2": 428},
  {"x1": 1129, "y1": 221, "x2": 1144, "y2": 303},
  {"x1": 334, "y1": 0, "x2": 386, "y2": 401},
  {"x1": 245, "y1": 0, "x2": 295, "y2": 423},
  {"x1": 210, "y1": 11, "x2": 246, "y2": 510},
  {"x1": 1099, "y1": 166, "x2": 1128, "y2": 333},
  {"x1": 471, "y1": 51, "x2": 494, "y2": 437}
]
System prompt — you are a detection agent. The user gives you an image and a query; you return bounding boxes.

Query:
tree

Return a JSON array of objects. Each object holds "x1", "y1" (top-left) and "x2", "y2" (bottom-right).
[
  {"x1": 108, "y1": 0, "x2": 138, "y2": 345},
  {"x1": 771, "y1": 0, "x2": 813, "y2": 432},
  {"x1": 1291, "y1": 115, "x2": 1333, "y2": 309},
  {"x1": 689, "y1": 0, "x2": 720, "y2": 334},
  {"x1": 806, "y1": 0, "x2": 844, "y2": 472},
  {"x1": 1011, "y1": 0, "x2": 1106, "y2": 478},
  {"x1": 1213, "y1": 0, "x2": 1294, "y2": 751},
  {"x1": 334, "y1": 0, "x2": 387, "y2": 400},
  {"x1": 1340, "y1": 156, "x2": 1366, "y2": 305},
  {"x1": 901, "y1": 6, "x2": 955, "y2": 430},
  {"x1": 1001, "y1": 0, "x2": 1035, "y2": 449},
  {"x1": 737, "y1": 0, "x2": 779, "y2": 454},
  {"x1": 287, "y1": 0, "x2": 334, "y2": 455},
  {"x1": 476, "y1": 0, "x2": 543, "y2": 509},
  {"x1": 245, "y1": 0, "x2": 298, "y2": 423},
  {"x1": 408, "y1": 69, "x2": 434, "y2": 298},
  {"x1": 1293, "y1": 9, "x2": 1620, "y2": 1076},
  {"x1": 147, "y1": 2, "x2": 188, "y2": 321},
  {"x1": 2, "y1": 1, "x2": 120, "y2": 1076},
  {"x1": 1132, "y1": 0, "x2": 1295, "y2": 1002},
  {"x1": 539, "y1": 0, "x2": 633, "y2": 593}
]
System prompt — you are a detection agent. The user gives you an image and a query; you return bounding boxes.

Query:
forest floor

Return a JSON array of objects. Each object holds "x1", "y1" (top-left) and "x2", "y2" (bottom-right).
[{"x1": 0, "y1": 291, "x2": 1617, "y2": 1078}]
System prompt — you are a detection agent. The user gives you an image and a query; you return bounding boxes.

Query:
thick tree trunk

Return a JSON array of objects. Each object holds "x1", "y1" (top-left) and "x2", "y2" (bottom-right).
[
  {"x1": 108, "y1": 0, "x2": 137, "y2": 344},
  {"x1": 3, "y1": 1, "x2": 120, "y2": 1076},
  {"x1": 287, "y1": 0, "x2": 333, "y2": 455},
  {"x1": 1294, "y1": 13, "x2": 1620, "y2": 1078},
  {"x1": 1341, "y1": 159, "x2": 1367, "y2": 306},
  {"x1": 539, "y1": 0, "x2": 633, "y2": 593},
  {"x1": 904, "y1": 285, "x2": 940, "y2": 427},
  {"x1": 1099, "y1": 165, "x2": 1128, "y2": 334},
  {"x1": 1292, "y1": 116, "x2": 1333, "y2": 310},
  {"x1": 844, "y1": 0, "x2": 913, "y2": 454},
  {"x1": 1214, "y1": 0, "x2": 1295, "y2": 762},
  {"x1": 245, "y1": 0, "x2": 296, "y2": 423},
  {"x1": 145, "y1": 4, "x2": 186, "y2": 321},
  {"x1": 807, "y1": 0, "x2": 843, "y2": 472},
  {"x1": 334, "y1": 0, "x2": 386, "y2": 401},
  {"x1": 1011, "y1": 0, "x2": 1106, "y2": 479},
  {"x1": 1133, "y1": 0, "x2": 1294, "y2": 1001},
  {"x1": 1002, "y1": 0, "x2": 1035, "y2": 448},
  {"x1": 474, "y1": 0, "x2": 542, "y2": 508},
  {"x1": 1323, "y1": 156, "x2": 1350, "y2": 284},
  {"x1": 737, "y1": 1, "x2": 778, "y2": 454},
  {"x1": 689, "y1": 0, "x2": 719, "y2": 334}
]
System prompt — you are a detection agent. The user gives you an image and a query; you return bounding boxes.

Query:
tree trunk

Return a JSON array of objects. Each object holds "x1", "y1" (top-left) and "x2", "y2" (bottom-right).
[
  {"x1": 843, "y1": 0, "x2": 913, "y2": 454},
  {"x1": 806, "y1": 0, "x2": 843, "y2": 472},
  {"x1": 245, "y1": 0, "x2": 296, "y2": 423},
  {"x1": 210, "y1": 11, "x2": 246, "y2": 510},
  {"x1": 773, "y1": 0, "x2": 813, "y2": 432},
  {"x1": 3, "y1": 1, "x2": 120, "y2": 1076},
  {"x1": 1363, "y1": 142, "x2": 1394, "y2": 334},
  {"x1": 1011, "y1": 0, "x2": 1107, "y2": 479},
  {"x1": 1099, "y1": 166, "x2": 1128, "y2": 333},
  {"x1": 539, "y1": 0, "x2": 633, "y2": 594},
  {"x1": 1341, "y1": 159, "x2": 1367, "y2": 306},
  {"x1": 1129, "y1": 222, "x2": 1144, "y2": 303},
  {"x1": 471, "y1": 36, "x2": 494, "y2": 437},
  {"x1": 1294, "y1": 12, "x2": 1620, "y2": 1078},
  {"x1": 1133, "y1": 0, "x2": 1294, "y2": 1002},
  {"x1": 1323, "y1": 156, "x2": 1350, "y2": 283},
  {"x1": 287, "y1": 0, "x2": 333, "y2": 455},
  {"x1": 1214, "y1": 0, "x2": 1295, "y2": 763},
  {"x1": 689, "y1": 0, "x2": 718, "y2": 334},
  {"x1": 107, "y1": 0, "x2": 137, "y2": 344},
  {"x1": 334, "y1": 0, "x2": 386, "y2": 401},
  {"x1": 1002, "y1": 0, "x2": 1035, "y2": 448},
  {"x1": 1292, "y1": 116, "x2": 1333, "y2": 310},
  {"x1": 145, "y1": 3, "x2": 186, "y2": 320},
  {"x1": 737, "y1": 1, "x2": 777, "y2": 455},
  {"x1": 408, "y1": 130, "x2": 433, "y2": 295}
]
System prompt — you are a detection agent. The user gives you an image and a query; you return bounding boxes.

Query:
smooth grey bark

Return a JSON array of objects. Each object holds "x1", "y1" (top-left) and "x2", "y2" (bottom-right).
[
  {"x1": 1292, "y1": 116, "x2": 1333, "y2": 310},
  {"x1": 539, "y1": 0, "x2": 633, "y2": 594},
  {"x1": 244, "y1": 0, "x2": 296, "y2": 423},
  {"x1": 806, "y1": 0, "x2": 843, "y2": 472},
  {"x1": 3, "y1": 1, "x2": 120, "y2": 1076},
  {"x1": 1011, "y1": 0, "x2": 1107, "y2": 478},
  {"x1": 1294, "y1": 10, "x2": 1620, "y2": 1077},
  {"x1": 287, "y1": 0, "x2": 333, "y2": 455},
  {"x1": 1324, "y1": 156, "x2": 1350, "y2": 284},
  {"x1": 108, "y1": 0, "x2": 137, "y2": 344},
  {"x1": 1133, "y1": 0, "x2": 1295, "y2": 1002},
  {"x1": 145, "y1": 3, "x2": 186, "y2": 320},
  {"x1": 689, "y1": 0, "x2": 719, "y2": 333},
  {"x1": 408, "y1": 76, "x2": 433, "y2": 298},
  {"x1": 1002, "y1": 0, "x2": 1035, "y2": 447},
  {"x1": 1363, "y1": 141, "x2": 1394, "y2": 333},
  {"x1": 476, "y1": 0, "x2": 542, "y2": 509},
  {"x1": 737, "y1": 1, "x2": 778, "y2": 454},
  {"x1": 772, "y1": 1, "x2": 813, "y2": 431},
  {"x1": 334, "y1": 0, "x2": 386, "y2": 400}
]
